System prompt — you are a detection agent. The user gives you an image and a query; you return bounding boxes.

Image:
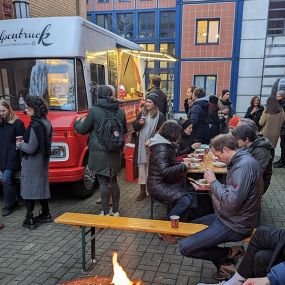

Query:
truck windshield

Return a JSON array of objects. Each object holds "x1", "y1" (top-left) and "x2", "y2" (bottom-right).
[{"x1": 0, "y1": 59, "x2": 76, "y2": 111}]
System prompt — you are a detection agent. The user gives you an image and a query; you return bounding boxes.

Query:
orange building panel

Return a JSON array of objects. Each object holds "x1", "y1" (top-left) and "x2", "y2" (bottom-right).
[
  {"x1": 137, "y1": 0, "x2": 156, "y2": 9},
  {"x1": 179, "y1": 61, "x2": 232, "y2": 111},
  {"x1": 87, "y1": 0, "x2": 93, "y2": 11},
  {"x1": 114, "y1": 0, "x2": 135, "y2": 10},
  {"x1": 158, "y1": 0, "x2": 176, "y2": 8},
  {"x1": 94, "y1": 1, "x2": 113, "y2": 11}
]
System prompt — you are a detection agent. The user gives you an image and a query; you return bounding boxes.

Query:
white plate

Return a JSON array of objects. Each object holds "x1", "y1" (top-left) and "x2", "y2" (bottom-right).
[
  {"x1": 189, "y1": 157, "x2": 202, "y2": 163},
  {"x1": 196, "y1": 179, "x2": 210, "y2": 187},
  {"x1": 190, "y1": 163, "x2": 201, "y2": 169},
  {"x1": 212, "y1": 161, "x2": 227, "y2": 168}
]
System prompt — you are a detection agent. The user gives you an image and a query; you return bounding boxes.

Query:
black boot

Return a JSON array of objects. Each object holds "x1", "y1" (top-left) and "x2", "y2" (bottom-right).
[
  {"x1": 23, "y1": 215, "x2": 37, "y2": 230},
  {"x1": 34, "y1": 212, "x2": 52, "y2": 223},
  {"x1": 136, "y1": 185, "x2": 147, "y2": 201}
]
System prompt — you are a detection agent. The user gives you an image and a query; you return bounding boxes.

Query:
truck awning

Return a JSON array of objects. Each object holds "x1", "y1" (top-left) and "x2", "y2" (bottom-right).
[{"x1": 120, "y1": 49, "x2": 178, "y2": 62}]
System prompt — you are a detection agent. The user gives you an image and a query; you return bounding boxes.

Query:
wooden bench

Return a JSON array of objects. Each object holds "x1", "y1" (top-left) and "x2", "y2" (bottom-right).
[{"x1": 54, "y1": 212, "x2": 253, "y2": 272}]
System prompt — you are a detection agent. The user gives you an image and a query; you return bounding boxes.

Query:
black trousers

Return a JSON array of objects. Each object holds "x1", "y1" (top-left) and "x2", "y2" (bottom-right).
[
  {"x1": 25, "y1": 199, "x2": 49, "y2": 217},
  {"x1": 238, "y1": 226, "x2": 285, "y2": 278},
  {"x1": 280, "y1": 134, "x2": 285, "y2": 162}
]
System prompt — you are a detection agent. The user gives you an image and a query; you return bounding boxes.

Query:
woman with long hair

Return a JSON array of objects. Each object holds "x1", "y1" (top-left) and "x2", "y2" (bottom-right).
[
  {"x1": 133, "y1": 93, "x2": 166, "y2": 201},
  {"x1": 259, "y1": 96, "x2": 285, "y2": 156},
  {"x1": 0, "y1": 100, "x2": 25, "y2": 216},
  {"x1": 244, "y1": 96, "x2": 264, "y2": 131},
  {"x1": 16, "y1": 96, "x2": 52, "y2": 230}
]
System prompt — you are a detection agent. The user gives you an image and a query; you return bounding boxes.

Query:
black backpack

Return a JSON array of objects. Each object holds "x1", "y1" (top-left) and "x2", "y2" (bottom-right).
[{"x1": 97, "y1": 108, "x2": 124, "y2": 152}]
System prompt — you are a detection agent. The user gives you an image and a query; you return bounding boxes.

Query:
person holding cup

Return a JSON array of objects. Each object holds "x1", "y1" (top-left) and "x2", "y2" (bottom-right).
[{"x1": 0, "y1": 99, "x2": 25, "y2": 216}]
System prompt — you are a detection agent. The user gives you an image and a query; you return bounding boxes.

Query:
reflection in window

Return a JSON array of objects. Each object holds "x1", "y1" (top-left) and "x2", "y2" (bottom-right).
[
  {"x1": 76, "y1": 59, "x2": 88, "y2": 111},
  {"x1": 160, "y1": 11, "x2": 175, "y2": 38},
  {"x1": 159, "y1": 43, "x2": 175, "y2": 69},
  {"x1": 117, "y1": 13, "x2": 133, "y2": 39},
  {"x1": 196, "y1": 19, "x2": 220, "y2": 44},
  {"x1": 268, "y1": 0, "x2": 285, "y2": 35},
  {"x1": 194, "y1": 75, "x2": 217, "y2": 96},
  {"x1": 138, "y1": 12, "x2": 155, "y2": 39},
  {"x1": 96, "y1": 14, "x2": 112, "y2": 31},
  {"x1": 139, "y1": 43, "x2": 155, "y2": 69}
]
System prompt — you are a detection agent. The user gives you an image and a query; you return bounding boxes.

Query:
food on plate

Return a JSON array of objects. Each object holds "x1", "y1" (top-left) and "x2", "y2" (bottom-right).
[
  {"x1": 212, "y1": 161, "x2": 227, "y2": 168},
  {"x1": 189, "y1": 157, "x2": 202, "y2": 163},
  {"x1": 190, "y1": 163, "x2": 201, "y2": 169},
  {"x1": 197, "y1": 179, "x2": 210, "y2": 186}
]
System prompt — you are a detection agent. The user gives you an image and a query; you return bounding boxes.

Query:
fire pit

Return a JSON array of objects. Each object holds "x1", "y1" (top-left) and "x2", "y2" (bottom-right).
[{"x1": 58, "y1": 253, "x2": 143, "y2": 285}]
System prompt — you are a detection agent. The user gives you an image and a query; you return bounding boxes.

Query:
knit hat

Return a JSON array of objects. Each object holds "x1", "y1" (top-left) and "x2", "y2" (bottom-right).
[
  {"x1": 146, "y1": 93, "x2": 159, "y2": 106},
  {"x1": 228, "y1": 116, "x2": 240, "y2": 128},
  {"x1": 209, "y1": 95, "x2": 218, "y2": 104},
  {"x1": 221, "y1": 89, "x2": 230, "y2": 97},
  {"x1": 182, "y1": 120, "x2": 192, "y2": 130}
]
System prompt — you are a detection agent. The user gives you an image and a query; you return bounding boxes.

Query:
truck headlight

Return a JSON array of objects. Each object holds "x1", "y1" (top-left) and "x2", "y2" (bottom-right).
[{"x1": 50, "y1": 143, "x2": 69, "y2": 161}]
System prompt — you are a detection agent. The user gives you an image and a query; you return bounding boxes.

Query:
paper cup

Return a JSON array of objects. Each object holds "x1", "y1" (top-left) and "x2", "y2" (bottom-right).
[{"x1": 170, "y1": 215, "x2": 180, "y2": 228}]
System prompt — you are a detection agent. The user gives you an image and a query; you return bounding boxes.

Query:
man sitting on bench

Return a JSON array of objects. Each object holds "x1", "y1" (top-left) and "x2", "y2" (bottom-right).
[{"x1": 179, "y1": 134, "x2": 263, "y2": 281}]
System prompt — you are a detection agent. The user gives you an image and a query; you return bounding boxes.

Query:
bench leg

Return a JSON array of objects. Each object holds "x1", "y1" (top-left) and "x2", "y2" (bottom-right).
[
  {"x1": 150, "y1": 198, "x2": 154, "y2": 219},
  {"x1": 81, "y1": 226, "x2": 87, "y2": 272},
  {"x1": 91, "y1": 227, "x2": 96, "y2": 263}
]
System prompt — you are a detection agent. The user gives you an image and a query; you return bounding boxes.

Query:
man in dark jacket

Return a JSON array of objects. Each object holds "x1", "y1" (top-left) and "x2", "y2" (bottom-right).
[
  {"x1": 179, "y1": 134, "x2": 263, "y2": 281},
  {"x1": 273, "y1": 90, "x2": 285, "y2": 168},
  {"x1": 198, "y1": 226, "x2": 285, "y2": 285},
  {"x1": 187, "y1": 87, "x2": 210, "y2": 144},
  {"x1": 147, "y1": 75, "x2": 168, "y2": 116},
  {"x1": 232, "y1": 124, "x2": 272, "y2": 193}
]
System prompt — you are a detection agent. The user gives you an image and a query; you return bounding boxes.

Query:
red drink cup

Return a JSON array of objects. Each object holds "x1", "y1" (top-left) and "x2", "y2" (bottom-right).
[
  {"x1": 16, "y1": 136, "x2": 23, "y2": 143},
  {"x1": 205, "y1": 148, "x2": 209, "y2": 155},
  {"x1": 170, "y1": 215, "x2": 180, "y2": 228}
]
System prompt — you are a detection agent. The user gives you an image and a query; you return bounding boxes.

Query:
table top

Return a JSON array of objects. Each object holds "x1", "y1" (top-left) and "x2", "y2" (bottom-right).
[{"x1": 187, "y1": 154, "x2": 227, "y2": 174}]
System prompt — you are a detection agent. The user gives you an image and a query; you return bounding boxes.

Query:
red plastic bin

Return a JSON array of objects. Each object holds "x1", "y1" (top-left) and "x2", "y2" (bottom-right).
[{"x1": 124, "y1": 143, "x2": 137, "y2": 182}]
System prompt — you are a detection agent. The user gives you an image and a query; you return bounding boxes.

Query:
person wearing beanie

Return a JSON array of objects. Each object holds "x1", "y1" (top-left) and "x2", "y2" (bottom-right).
[
  {"x1": 208, "y1": 95, "x2": 225, "y2": 138},
  {"x1": 187, "y1": 87, "x2": 210, "y2": 144},
  {"x1": 218, "y1": 89, "x2": 233, "y2": 133},
  {"x1": 228, "y1": 116, "x2": 240, "y2": 132},
  {"x1": 133, "y1": 94, "x2": 166, "y2": 201},
  {"x1": 147, "y1": 75, "x2": 168, "y2": 116}
]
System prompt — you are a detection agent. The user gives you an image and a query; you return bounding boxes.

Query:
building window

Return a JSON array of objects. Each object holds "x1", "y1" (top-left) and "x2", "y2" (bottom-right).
[
  {"x1": 98, "y1": 0, "x2": 109, "y2": 3},
  {"x1": 96, "y1": 14, "x2": 112, "y2": 31},
  {"x1": 119, "y1": 0, "x2": 131, "y2": 1},
  {"x1": 268, "y1": 0, "x2": 285, "y2": 35},
  {"x1": 194, "y1": 75, "x2": 217, "y2": 96},
  {"x1": 159, "y1": 43, "x2": 175, "y2": 69},
  {"x1": 160, "y1": 11, "x2": 175, "y2": 38},
  {"x1": 196, "y1": 19, "x2": 220, "y2": 44},
  {"x1": 87, "y1": 14, "x2": 92, "y2": 22},
  {"x1": 139, "y1": 43, "x2": 155, "y2": 69},
  {"x1": 138, "y1": 12, "x2": 155, "y2": 39},
  {"x1": 116, "y1": 13, "x2": 133, "y2": 39}
]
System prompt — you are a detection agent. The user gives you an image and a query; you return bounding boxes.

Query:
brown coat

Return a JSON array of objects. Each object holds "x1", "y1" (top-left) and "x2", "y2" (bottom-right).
[{"x1": 259, "y1": 110, "x2": 285, "y2": 148}]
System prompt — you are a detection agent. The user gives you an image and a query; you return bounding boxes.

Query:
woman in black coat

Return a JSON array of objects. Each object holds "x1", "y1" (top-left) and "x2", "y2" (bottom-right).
[
  {"x1": 245, "y1": 96, "x2": 264, "y2": 131},
  {"x1": 0, "y1": 99, "x2": 25, "y2": 217},
  {"x1": 147, "y1": 121, "x2": 192, "y2": 221}
]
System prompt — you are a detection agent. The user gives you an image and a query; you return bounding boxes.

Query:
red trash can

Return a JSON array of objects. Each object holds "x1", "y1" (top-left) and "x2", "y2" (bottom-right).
[{"x1": 124, "y1": 143, "x2": 137, "y2": 182}]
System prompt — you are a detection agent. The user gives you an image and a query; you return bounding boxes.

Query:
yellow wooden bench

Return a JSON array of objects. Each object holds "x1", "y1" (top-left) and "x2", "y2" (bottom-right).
[{"x1": 54, "y1": 212, "x2": 253, "y2": 272}]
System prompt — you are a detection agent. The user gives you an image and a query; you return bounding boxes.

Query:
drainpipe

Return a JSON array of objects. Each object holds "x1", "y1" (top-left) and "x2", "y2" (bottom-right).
[{"x1": 13, "y1": 0, "x2": 29, "y2": 18}]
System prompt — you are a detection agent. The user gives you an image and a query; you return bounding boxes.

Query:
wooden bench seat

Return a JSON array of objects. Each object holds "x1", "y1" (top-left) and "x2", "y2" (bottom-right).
[{"x1": 54, "y1": 212, "x2": 253, "y2": 272}]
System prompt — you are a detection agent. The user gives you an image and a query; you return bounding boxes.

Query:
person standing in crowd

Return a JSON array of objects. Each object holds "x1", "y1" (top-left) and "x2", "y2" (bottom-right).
[
  {"x1": 17, "y1": 96, "x2": 52, "y2": 230},
  {"x1": 187, "y1": 87, "x2": 210, "y2": 144},
  {"x1": 179, "y1": 134, "x2": 263, "y2": 281},
  {"x1": 232, "y1": 124, "x2": 272, "y2": 193},
  {"x1": 208, "y1": 95, "x2": 225, "y2": 138},
  {"x1": 184, "y1": 86, "x2": 196, "y2": 115},
  {"x1": 218, "y1": 89, "x2": 233, "y2": 133},
  {"x1": 197, "y1": 226, "x2": 285, "y2": 285},
  {"x1": 177, "y1": 120, "x2": 201, "y2": 156},
  {"x1": 244, "y1": 96, "x2": 264, "y2": 131},
  {"x1": 147, "y1": 121, "x2": 192, "y2": 244},
  {"x1": 259, "y1": 96, "x2": 285, "y2": 158},
  {"x1": 273, "y1": 90, "x2": 285, "y2": 168},
  {"x1": 133, "y1": 93, "x2": 165, "y2": 201},
  {"x1": 74, "y1": 85, "x2": 127, "y2": 216},
  {"x1": 0, "y1": 100, "x2": 25, "y2": 217},
  {"x1": 148, "y1": 75, "x2": 168, "y2": 116}
]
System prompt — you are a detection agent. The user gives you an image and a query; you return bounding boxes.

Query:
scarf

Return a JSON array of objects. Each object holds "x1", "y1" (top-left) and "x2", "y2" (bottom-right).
[{"x1": 137, "y1": 113, "x2": 159, "y2": 164}]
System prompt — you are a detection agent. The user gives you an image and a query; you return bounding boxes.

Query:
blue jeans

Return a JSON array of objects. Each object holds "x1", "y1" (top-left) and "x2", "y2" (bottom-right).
[
  {"x1": 2, "y1": 169, "x2": 17, "y2": 210},
  {"x1": 179, "y1": 214, "x2": 246, "y2": 268},
  {"x1": 170, "y1": 194, "x2": 192, "y2": 221}
]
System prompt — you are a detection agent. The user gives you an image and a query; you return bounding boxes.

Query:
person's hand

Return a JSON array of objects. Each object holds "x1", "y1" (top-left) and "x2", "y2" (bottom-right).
[
  {"x1": 139, "y1": 117, "x2": 145, "y2": 125},
  {"x1": 204, "y1": 168, "x2": 216, "y2": 183},
  {"x1": 251, "y1": 107, "x2": 258, "y2": 114},
  {"x1": 243, "y1": 277, "x2": 270, "y2": 285},
  {"x1": 191, "y1": 142, "x2": 201, "y2": 150}
]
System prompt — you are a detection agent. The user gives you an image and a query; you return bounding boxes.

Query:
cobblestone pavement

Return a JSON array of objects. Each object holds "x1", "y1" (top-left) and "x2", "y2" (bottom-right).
[{"x1": 0, "y1": 168, "x2": 285, "y2": 285}]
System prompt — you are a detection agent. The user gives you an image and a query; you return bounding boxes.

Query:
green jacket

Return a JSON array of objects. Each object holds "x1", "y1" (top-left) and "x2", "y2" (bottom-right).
[{"x1": 74, "y1": 99, "x2": 127, "y2": 177}]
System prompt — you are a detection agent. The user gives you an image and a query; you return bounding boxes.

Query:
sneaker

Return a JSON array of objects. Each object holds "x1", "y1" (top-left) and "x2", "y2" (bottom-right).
[
  {"x1": 213, "y1": 263, "x2": 236, "y2": 281},
  {"x1": 109, "y1": 209, "x2": 120, "y2": 217},
  {"x1": 2, "y1": 208, "x2": 13, "y2": 217},
  {"x1": 273, "y1": 160, "x2": 285, "y2": 168},
  {"x1": 34, "y1": 213, "x2": 52, "y2": 223},
  {"x1": 99, "y1": 211, "x2": 110, "y2": 216},
  {"x1": 197, "y1": 282, "x2": 227, "y2": 285}
]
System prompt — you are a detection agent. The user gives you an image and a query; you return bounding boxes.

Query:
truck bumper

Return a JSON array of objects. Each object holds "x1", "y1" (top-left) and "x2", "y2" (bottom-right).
[{"x1": 48, "y1": 167, "x2": 85, "y2": 183}]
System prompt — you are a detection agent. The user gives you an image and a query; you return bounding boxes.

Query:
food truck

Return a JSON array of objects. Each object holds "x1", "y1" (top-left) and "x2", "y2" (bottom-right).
[{"x1": 0, "y1": 16, "x2": 177, "y2": 197}]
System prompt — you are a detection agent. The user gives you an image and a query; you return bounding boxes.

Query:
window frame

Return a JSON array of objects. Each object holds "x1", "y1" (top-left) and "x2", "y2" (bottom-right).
[
  {"x1": 159, "y1": 11, "x2": 175, "y2": 38},
  {"x1": 97, "y1": 0, "x2": 109, "y2": 3},
  {"x1": 193, "y1": 75, "x2": 217, "y2": 96},
  {"x1": 96, "y1": 14, "x2": 112, "y2": 31},
  {"x1": 195, "y1": 18, "x2": 220, "y2": 45},
  {"x1": 138, "y1": 12, "x2": 155, "y2": 39},
  {"x1": 267, "y1": 0, "x2": 285, "y2": 36},
  {"x1": 116, "y1": 13, "x2": 134, "y2": 39}
]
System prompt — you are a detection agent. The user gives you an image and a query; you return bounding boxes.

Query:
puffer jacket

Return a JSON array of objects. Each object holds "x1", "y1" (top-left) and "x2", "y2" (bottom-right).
[
  {"x1": 147, "y1": 134, "x2": 188, "y2": 205},
  {"x1": 247, "y1": 137, "x2": 272, "y2": 193},
  {"x1": 187, "y1": 97, "x2": 210, "y2": 144},
  {"x1": 210, "y1": 149, "x2": 263, "y2": 236},
  {"x1": 268, "y1": 262, "x2": 285, "y2": 285},
  {"x1": 278, "y1": 98, "x2": 285, "y2": 135}
]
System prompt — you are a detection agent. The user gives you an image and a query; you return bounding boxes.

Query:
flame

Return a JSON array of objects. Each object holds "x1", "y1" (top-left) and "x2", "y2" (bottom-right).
[{"x1": 111, "y1": 252, "x2": 139, "y2": 285}]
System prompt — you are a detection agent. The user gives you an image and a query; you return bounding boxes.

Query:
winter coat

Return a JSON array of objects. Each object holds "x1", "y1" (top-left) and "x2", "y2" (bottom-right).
[
  {"x1": 210, "y1": 149, "x2": 263, "y2": 236},
  {"x1": 0, "y1": 118, "x2": 25, "y2": 171},
  {"x1": 74, "y1": 98, "x2": 127, "y2": 178},
  {"x1": 147, "y1": 134, "x2": 188, "y2": 205},
  {"x1": 177, "y1": 132, "x2": 199, "y2": 156},
  {"x1": 18, "y1": 118, "x2": 52, "y2": 200},
  {"x1": 259, "y1": 110, "x2": 285, "y2": 148},
  {"x1": 247, "y1": 137, "x2": 272, "y2": 193},
  {"x1": 218, "y1": 99, "x2": 233, "y2": 133},
  {"x1": 147, "y1": 86, "x2": 168, "y2": 116},
  {"x1": 268, "y1": 262, "x2": 285, "y2": 285},
  {"x1": 244, "y1": 105, "x2": 264, "y2": 131},
  {"x1": 208, "y1": 102, "x2": 225, "y2": 138},
  {"x1": 133, "y1": 111, "x2": 166, "y2": 179},
  {"x1": 187, "y1": 98, "x2": 210, "y2": 144},
  {"x1": 278, "y1": 98, "x2": 285, "y2": 135}
]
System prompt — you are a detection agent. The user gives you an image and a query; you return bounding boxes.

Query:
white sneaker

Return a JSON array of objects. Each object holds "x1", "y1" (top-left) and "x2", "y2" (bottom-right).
[
  {"x1": 197, "y1": 282, "x2": 227, "y2": 285},
  {"x1": 109, "y1": 209, "x2": 120, "y2": 216},
  {"x1": 99, "y1": 211, "x2": 110, "y2": 216}
]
